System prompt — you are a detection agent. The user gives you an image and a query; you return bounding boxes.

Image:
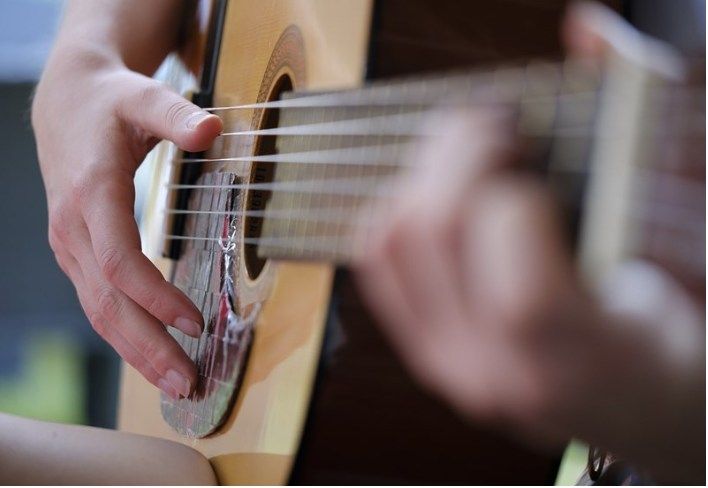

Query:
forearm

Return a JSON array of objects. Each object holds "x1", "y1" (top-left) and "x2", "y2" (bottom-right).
[
  {"x1": 52, "y1": 0, "x2": 187, "y2": 75},
  {"x1": 0, "y1": 413, "x2": 216, "y2": 485}
]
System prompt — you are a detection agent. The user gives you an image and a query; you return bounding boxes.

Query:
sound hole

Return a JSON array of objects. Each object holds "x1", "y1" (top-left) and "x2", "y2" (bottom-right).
[{"x1": 244, "y1": 74, "x2": 293, "y2": 280}]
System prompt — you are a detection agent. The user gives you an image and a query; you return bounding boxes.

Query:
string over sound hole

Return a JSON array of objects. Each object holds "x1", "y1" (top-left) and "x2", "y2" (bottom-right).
[{"x1": 244, "y1": 74, "x2": 293, "y2": 280}]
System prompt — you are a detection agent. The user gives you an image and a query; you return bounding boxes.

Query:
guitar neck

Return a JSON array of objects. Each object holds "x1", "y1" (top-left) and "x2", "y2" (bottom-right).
[
  {"x1": 167, "y1": 56, "x2": 704, "y2": 294},
  {"x1": 255, "y1": 61, "x2": 601, "y2": 262}
]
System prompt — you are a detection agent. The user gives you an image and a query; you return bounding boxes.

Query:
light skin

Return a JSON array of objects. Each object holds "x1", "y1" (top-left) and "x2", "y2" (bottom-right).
[
  {"x1": 32, "y1": 0, "x2": 223, "y2": 400},
  {"x1": 355, "y1": 3, "x2": 705, "y2": 484},
  {"x1": 0, "y1": 412, "x2": 216, "y2": 485},
  {"x1": 32, "y1": 0, "x2": 704, "y2": 484}
]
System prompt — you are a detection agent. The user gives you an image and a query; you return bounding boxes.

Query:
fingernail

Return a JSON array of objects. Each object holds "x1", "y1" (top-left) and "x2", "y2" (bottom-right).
[
  {"x1": 175, "y1": 316, "x2": 202, "y2": 337},
  {"x1": 185, "y1": 111, "x2": 210, "y2": 130},
  {"x1": 165, "y1": 369, "x2": 191, "y2": 398},
  {"x1": 157, "y1": 378, "x2": 180, "y2": 400}
]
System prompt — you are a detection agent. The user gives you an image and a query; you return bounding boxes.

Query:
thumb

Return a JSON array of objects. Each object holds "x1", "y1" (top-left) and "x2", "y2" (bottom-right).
[{"x1": 116, "y1": 74, "x2": 223, "y2": 153}]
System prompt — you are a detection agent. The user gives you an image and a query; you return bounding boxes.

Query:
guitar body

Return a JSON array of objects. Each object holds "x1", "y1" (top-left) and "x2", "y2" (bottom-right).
[
  {"x1": 119, "y1": 0, "x2": 615, "y2": 483},
  {"x1": 121, "y1": 1, "x2": 370, "y2": 483}
]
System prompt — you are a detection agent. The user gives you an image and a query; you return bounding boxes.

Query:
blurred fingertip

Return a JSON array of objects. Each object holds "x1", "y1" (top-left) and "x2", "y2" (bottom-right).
[{"x1": 562, "y1": 1, "x2": 612, "y2": 58}]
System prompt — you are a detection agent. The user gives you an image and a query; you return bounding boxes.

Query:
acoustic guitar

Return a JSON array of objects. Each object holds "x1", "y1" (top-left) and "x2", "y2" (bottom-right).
[{"x1": 118, "y1": 0, "x2": 704, "y2": 484}]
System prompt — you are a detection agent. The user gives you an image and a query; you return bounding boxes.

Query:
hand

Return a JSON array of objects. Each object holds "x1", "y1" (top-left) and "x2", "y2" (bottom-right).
[
  {"x1": 32, "y1": 46, "x2": 222, "y2": 400},
  {"x1": 354, "y1": 2, "x2": 704, "y2": 482},
  {"x1": 356, "y1": 110, "x2": 602, "y2": 441}
]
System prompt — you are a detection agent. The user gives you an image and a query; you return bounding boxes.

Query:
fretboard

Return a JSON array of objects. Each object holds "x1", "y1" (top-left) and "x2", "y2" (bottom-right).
[
  {"x1": 254, "y1": 61, "x2": 601, "y2": 262},
  {"x1": 165, "y1": 57, "x2": 704, "y2": 297}
]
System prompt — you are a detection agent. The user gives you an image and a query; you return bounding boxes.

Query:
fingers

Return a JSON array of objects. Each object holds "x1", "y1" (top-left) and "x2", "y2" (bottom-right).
[
  {"x1": 464, "y1": 177, "x2": 576, "y2": 333},
  {"x1": 80, "y1": 253, "x2": 197, "y2": 398},
  {"x1": 374, "y1": 112, "x2": 511, "y2": 320},
  {"x1": 80, "y1": 173, "x2": 204, "y2": 337},
  {"x1": 73, "y1": 277, "x2": 178, "y2": 399},
  {"x1": 38, "y1": 66, "x2": 214, "y2": 398},
  {"x1": 354, "y1": 105, "x2": 583, "y2": 411},
  {"x1": 356, "y1": 110, "x2": 516, "y2": 327},
  {"x1": 354, "y1": 110, "x2": 517, "y2": 386},
  {"x1": 83, "y1": 280, "x2": 196, "y2": 399},
  {"x1": 562, "y1": 2, "x2": 623, "y2": 60},
  {"x1": 52, "y1": 218, "x2": 197, "y2": 398},
  {"x1": 562, "y1": 1, "x2": 684, "y2": 78},
  {"x1": 114, "y1": 72, "x2": 223, "y2": 152}
]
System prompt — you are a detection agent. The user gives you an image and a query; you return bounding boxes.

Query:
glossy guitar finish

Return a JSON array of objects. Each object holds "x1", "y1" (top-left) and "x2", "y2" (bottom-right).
[
  {"x1": 116, "y1": 0, "x2": 635, "y2": 483},
  {"x1": 121, "y1": 1, "x2": 374, "y2": 484}
]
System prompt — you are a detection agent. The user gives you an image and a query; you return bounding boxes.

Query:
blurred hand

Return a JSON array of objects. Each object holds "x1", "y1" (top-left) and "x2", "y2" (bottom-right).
[
  {"x1": 32, "y1": 34, "x2": 222, "y2": 400},
  {"x1": 354, "y1": 2, "x2": 704, "y2": 482},
  {"x1": 356, "y1": 110, "x2": 601, "y2": 440}
]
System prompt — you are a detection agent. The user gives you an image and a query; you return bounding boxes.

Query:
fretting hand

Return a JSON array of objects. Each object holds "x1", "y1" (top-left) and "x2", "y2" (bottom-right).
[{"x1": 354, "y1": 3, "x2": 705, "y2": 483}]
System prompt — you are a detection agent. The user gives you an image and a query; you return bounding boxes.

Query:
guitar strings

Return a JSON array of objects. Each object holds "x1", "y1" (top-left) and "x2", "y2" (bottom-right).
[
  {"x1": 175, "y1": 145, "x2": 415, "y2": 166},
  {"x1": 159, "y1": 171, "x2": 706, "y2": 248},
  {"x1": 163, "y1": 207, "x2": 368, "y2": 225},
  {"x1": 160, "y1": 69, "x2": 704, "y2": 256},
  {"x1": 198, "y1": 79, "x2": 702, "y2": 113},
  {"x1": 197, "y1": 103, "x2": 705, "y2": 138},
  {"x1": 160, "y1": 205, "x2": 706, "y2": 261},
  {"x1": 215, "y1": 120, "x2": 599, "y2": 138},
  {"x1": 166, "y1": 177, "x2": 398, "y2": 196},
  {"x1": 160, "y1": 166, "x2": 705, "y2": 257},
  {"x1": 160, "y1": 201, "x2": 705, "y2": 235},
  {"x1": 162, "y1": 234, "x2": 362, "y2": 257},
  {"x1": 202, "y1": 89, "x2": 600, "y2": 111},
  {"x1": 163, "y1": 166, "x2": 705, "y2": 199}
]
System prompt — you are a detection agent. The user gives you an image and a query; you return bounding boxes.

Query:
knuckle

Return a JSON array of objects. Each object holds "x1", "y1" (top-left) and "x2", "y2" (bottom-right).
[
  {"x1": 98, "y1": 246, "x2": 125, "y2": 281},
  {"x1": 116, "y1": 342, "x2": 148, "y2": 372},
  {"x1": 73, "y1": 165, "x2": 113, "y2": 205},
  {"x1": 30, "y1": 95, "x2": 43, "y2": 132},
  {"x1": 135, "y1": 336, "x2": 170, "y2": 371},
  {"x1": 144, "y1": 292, "x2": 168, "y2": 320},
  {"x1": 47, "y1": 228, "x2": 63, "y2": 252},
  {"x1": 53, "y1": 252, "x2": 69, "y2": 274},
  {"x1": 164, "y1": 99, "x2": 193, "y2": 128},
  {"x1": 75, "y1": 186, "x2": 93, "y2": 207},
  {"x1": 96, "y1": 287, "x2": 122, "y2": 321},
  {"x1": 136, "y1": 81, "x2": 164, "y2": 108},
  {"x1": 48, "y1": 201, "x2": 73, "y2": 235},
  {"x1": 88, "y1": 311, "x2": 109, "y2": 337},
  {"x1": 72, "y1": 175, "x2": 96, "y2": 205}
]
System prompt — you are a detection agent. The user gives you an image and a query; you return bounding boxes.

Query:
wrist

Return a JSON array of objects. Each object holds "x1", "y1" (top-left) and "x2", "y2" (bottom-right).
[
  {"x1": 33, "y1": 43, "x2": 126, "y2": 127},
  {"x1": 48, "y1": 40, "x2": 125, "y2": 76}
]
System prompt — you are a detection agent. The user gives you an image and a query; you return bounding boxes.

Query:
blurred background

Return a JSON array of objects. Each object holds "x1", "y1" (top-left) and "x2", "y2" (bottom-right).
[
  {"x1": 0, "y1": 0, "x2": 119, "y2": 429},
  {"x1": 0, "y1": 0, "x2": 703, "y2": 480}
]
